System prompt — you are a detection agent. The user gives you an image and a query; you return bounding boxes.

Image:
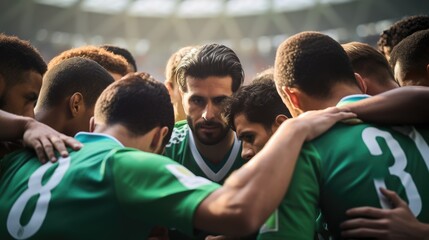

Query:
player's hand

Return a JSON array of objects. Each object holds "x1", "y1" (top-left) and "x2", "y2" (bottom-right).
[
  {"x1": 294, "y1": 107, "x2": 356, "y2": 141},
  {"x1": 340, "y1": 188, "x2": 429, "y2": 239},
  {"x1": 22, "y1": 119, "x2": 83, "y2": 163}
]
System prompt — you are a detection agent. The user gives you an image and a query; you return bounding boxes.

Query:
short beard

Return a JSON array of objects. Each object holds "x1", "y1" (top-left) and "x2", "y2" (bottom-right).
[{"x1": 187, "y1": 116, "x2": 230, "y2": 145}]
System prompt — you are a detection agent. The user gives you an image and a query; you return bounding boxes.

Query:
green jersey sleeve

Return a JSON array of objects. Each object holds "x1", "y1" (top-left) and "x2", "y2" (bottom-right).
[
  {"x1": 258, "y1": 142, "x2": 321, "y2": 240},
  {"x1": 110, "y1": 148, "x2": 221, "y2": 237}
]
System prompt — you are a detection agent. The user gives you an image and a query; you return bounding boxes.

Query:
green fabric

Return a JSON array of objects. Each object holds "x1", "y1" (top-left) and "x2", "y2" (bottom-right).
[
  {"x1": 164, "y1": 120, "x2": 245, "y2": 184},
  {"x1": 258, "y1": 95, "x2": 429, "y2": 239},
  {"x1": 0, "y1": 133, "x2": 220, "y2": 240}
]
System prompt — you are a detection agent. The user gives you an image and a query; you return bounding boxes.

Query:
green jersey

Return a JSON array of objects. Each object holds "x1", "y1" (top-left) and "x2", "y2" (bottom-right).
[
  {"x1": 0, "y1": 132, "x2": 220, "y2": 240},
  {"x1": 258, "y1": 95, "x2": 429, "y2": 239},
  {"x1": 164, "y1": 120, "x2": 245, "y2": 184}
]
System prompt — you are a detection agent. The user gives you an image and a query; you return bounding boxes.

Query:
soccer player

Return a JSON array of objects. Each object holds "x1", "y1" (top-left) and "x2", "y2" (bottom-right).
[
  {"x1": 389, "y1": 29, "x2": 429, "y2": 87},
  {"x1": 0, "y1": 33, "x2": 46, "y2": 118},
  {"x1": 165, "y1": 43, "x2": 245, "y2": 184},
  {"x1": 378, "y1": 15, "x2": 429, "y2": 61},
  {"x1": 342, "y1": 41, "x2": 398, "y2": 95},
  {"x1": 269, "y1": 31, "x2": 429, "y2": 239},
  {"x1": 0, "y1": 72, "x2": 355, "y2": 239},
  {"x1": 226, "y1": 68, "x2": 291, "y2": 162},
  {"x1": 35, "y1": 57, "x2": 115, "y2": 137},
  {"x1": 164, "y1": 46, "x2": 197, "y2": 122}
]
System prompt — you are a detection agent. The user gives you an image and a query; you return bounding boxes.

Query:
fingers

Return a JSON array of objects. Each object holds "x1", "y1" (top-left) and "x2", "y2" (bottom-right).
[
  {"x1": 39, "y1": 137, "x2": 57, "y2": 162},
  {"x1": 380, "y1": 188, "x2": 406, "y2": 208},
  {"x1": 345, "y1": 206, "x2": 386, "y2": 219},
  {"x1": 60, "y1": 135, "x2": 83, "y2": 151},
  {"x1": 31, "y1": 134, "x2": 83, "y2": 164},
  {"x1": 32, "y1": 139, "x2": 47, "y2": 164}
]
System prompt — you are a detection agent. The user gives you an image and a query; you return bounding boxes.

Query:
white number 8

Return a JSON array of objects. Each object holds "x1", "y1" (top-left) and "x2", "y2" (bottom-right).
[{"x1": 7, "y1": 157, "x2": 71, "y2": 239}]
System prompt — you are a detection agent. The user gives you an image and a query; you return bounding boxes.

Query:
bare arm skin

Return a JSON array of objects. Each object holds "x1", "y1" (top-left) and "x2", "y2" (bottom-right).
[
  {"x1": 341, "y1": 188, "x2": 429, "y2": 240},
  {"x1": 0, "y1": 110, "x2": 82, "y2": 163},
  {"x1": 345, "y1": 86, "x2": 429, "y2": 125},
  {"x1": 195, "y1": 107, "x2": 356, "y2": 236}
]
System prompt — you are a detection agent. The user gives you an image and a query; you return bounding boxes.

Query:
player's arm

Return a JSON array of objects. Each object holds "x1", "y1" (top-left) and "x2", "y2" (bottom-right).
[
  {"x1": 345, "y1": 86, "x2": 429, "y2": 124},
  {"x1": 340, "y1": 188, "x2": 429, "y2": 240},
  {"x1": 0, "y1": 109, "x2": 82, "y2": 163},
  {"x1": 194, "y1": 107, "x2": 356, "y2": 236}
]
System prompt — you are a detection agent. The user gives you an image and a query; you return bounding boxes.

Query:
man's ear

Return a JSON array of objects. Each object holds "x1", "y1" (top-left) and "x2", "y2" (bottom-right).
[
  {"x1": 354, "y1": 73, "x2": 367, "y2": 94},
  {"x1": 68, "y1": 92, "x2": 84, "y2": 117},
  {"x1": 164, "y1": 81, "x2": 174, "y2": 96},
  {"x1": 271, "y1": 114, "x2": 288, "y2": 133},
  {"x1": 150, "y1": 126, "x2": 169, "y2": 154},
  {"x1": 89, "y1": 116, "x2": 96, "y2": 133},
  {"x1": 282, "y1": 86, "x2": 301, "y2": 109}
]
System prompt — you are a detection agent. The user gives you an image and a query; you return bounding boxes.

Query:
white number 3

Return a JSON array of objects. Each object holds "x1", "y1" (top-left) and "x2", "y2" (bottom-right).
[
  {"x1": 362, "y1": 127, "x2": 429, "y2": 216},
  {"x1": 7, "y1": 157, "x2": 71, "y2": 239}
]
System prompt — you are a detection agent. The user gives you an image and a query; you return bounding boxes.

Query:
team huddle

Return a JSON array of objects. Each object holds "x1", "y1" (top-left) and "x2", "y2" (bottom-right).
[{"x1": 0, "y1": 15, "x2": 429, "y2": 240}]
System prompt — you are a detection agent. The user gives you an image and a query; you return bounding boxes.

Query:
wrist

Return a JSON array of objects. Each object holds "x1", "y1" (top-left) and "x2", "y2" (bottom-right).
[{"x1": 418, "y1": 222, "x2": 429, "y2": 240}]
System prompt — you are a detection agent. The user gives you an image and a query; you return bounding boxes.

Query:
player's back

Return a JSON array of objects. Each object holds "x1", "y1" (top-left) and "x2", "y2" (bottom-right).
[
  {"x1": 0, "y1": 133, "x2": 136, "y2": 239},
  {"x1": 316, "y1": 123, "x2": 429, "y2": 238}
]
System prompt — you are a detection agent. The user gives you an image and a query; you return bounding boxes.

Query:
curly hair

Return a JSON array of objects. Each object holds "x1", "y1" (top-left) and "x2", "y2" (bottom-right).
[
  {"x1": 48, "y1": 46, "x2": 131, "y2": 77},
  {"x1": 176, "y1": 43, "x2": 244, "y2": 93},
  {"x1": 0, "y1": 33, "x2": 46, "y2": 86},
  {"x1": 378, "y1": 15, "x2": 429, "y2": 58},
  {"x1": 100, "y1": 44, "x2": 137, "y2": 72},
  {"x1": 274, "y1": 31, "x2": 357, "y2": 99}
]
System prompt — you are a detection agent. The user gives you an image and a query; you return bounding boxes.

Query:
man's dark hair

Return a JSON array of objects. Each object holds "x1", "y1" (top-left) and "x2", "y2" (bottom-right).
[
  {"x1": 226, "y1": 68, "x2": 291, "y2": 131},
  {"x1": 100, "y1": 44, "x2": 138, "y2": 72},
  {"x1": 176, "y1": 43, "x2": 244, "y2": 92},
  {"x1": 342, "y1": 41, "x2": 395, "y2": 86},
  {"x1": 95, "y1": 72, "x2": 174, "y2": 146},
  {"x1": 0, "y1": 33, "x2": 47, "y2": 86},
  {"x1": 274, "y1": 31, "x2": 357, "y2": 99},
  {"x1": 390, "y1": 29, "x2": 429, "y2": 86},
  {"x1": 378, "y1": 15, "x2": 429, "y2": 57},
  {"x1": 38, "y1": 57, "x2": 114, "y2": 109}
]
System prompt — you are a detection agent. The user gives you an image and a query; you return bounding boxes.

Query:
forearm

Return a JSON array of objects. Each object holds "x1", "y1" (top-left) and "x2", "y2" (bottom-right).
[
  {"x1": 195, "y1": 119, "x2": 307, "y2": 235},
  {"x1": 0, "y1": 110, "x2": 32, "y2": 141},
  {"x1": 347, "y1": 86, "x2": 429, "y2": 124}
]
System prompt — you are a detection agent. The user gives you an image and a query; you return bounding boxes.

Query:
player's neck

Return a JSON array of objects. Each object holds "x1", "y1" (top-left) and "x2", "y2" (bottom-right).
[
  {"x1": 194, "y1": 129, "x2": 235, "y2": 164},
  {"x1": 299, "y1": 84, "x2": 363, "y2": 111},
  {"x1": 36, "y1": 107, "x2": 68, "y2": 136}
]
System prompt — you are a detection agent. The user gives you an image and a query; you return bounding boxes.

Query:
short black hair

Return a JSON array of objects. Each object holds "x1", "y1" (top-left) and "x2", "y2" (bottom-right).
[
  {"x1": 95, "y1": 72, "x2": 174, "y2": 146},
  {"x1": 275, "y1": 31, "x2": 357, "y2": 99},
  {"x1": 378, "y1": 15, "x2": 429, "y2": 57},
  {"x1": 390, "y1": 29, "x2": 429, "y2": 86},
  {"x1": 226, "y1": 69, "x2": 291, "y2": 131},
  {"x1": 0, "y1": 33, "x2": 47, "y2": 86},
  {"x1": 100, "y1": 44, "x2": 138, "y2": 72},
  {"x1": 176, "y1": 43, "x2": 244, "y2": 93},
  {"x1": 38, "y1": 57, "x2": 114, "y2": 109}
]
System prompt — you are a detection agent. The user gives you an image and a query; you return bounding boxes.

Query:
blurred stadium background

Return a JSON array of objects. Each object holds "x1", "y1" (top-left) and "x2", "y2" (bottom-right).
[{"x1": 1, "y1": 0, "x2": 428, "y2": 82}]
